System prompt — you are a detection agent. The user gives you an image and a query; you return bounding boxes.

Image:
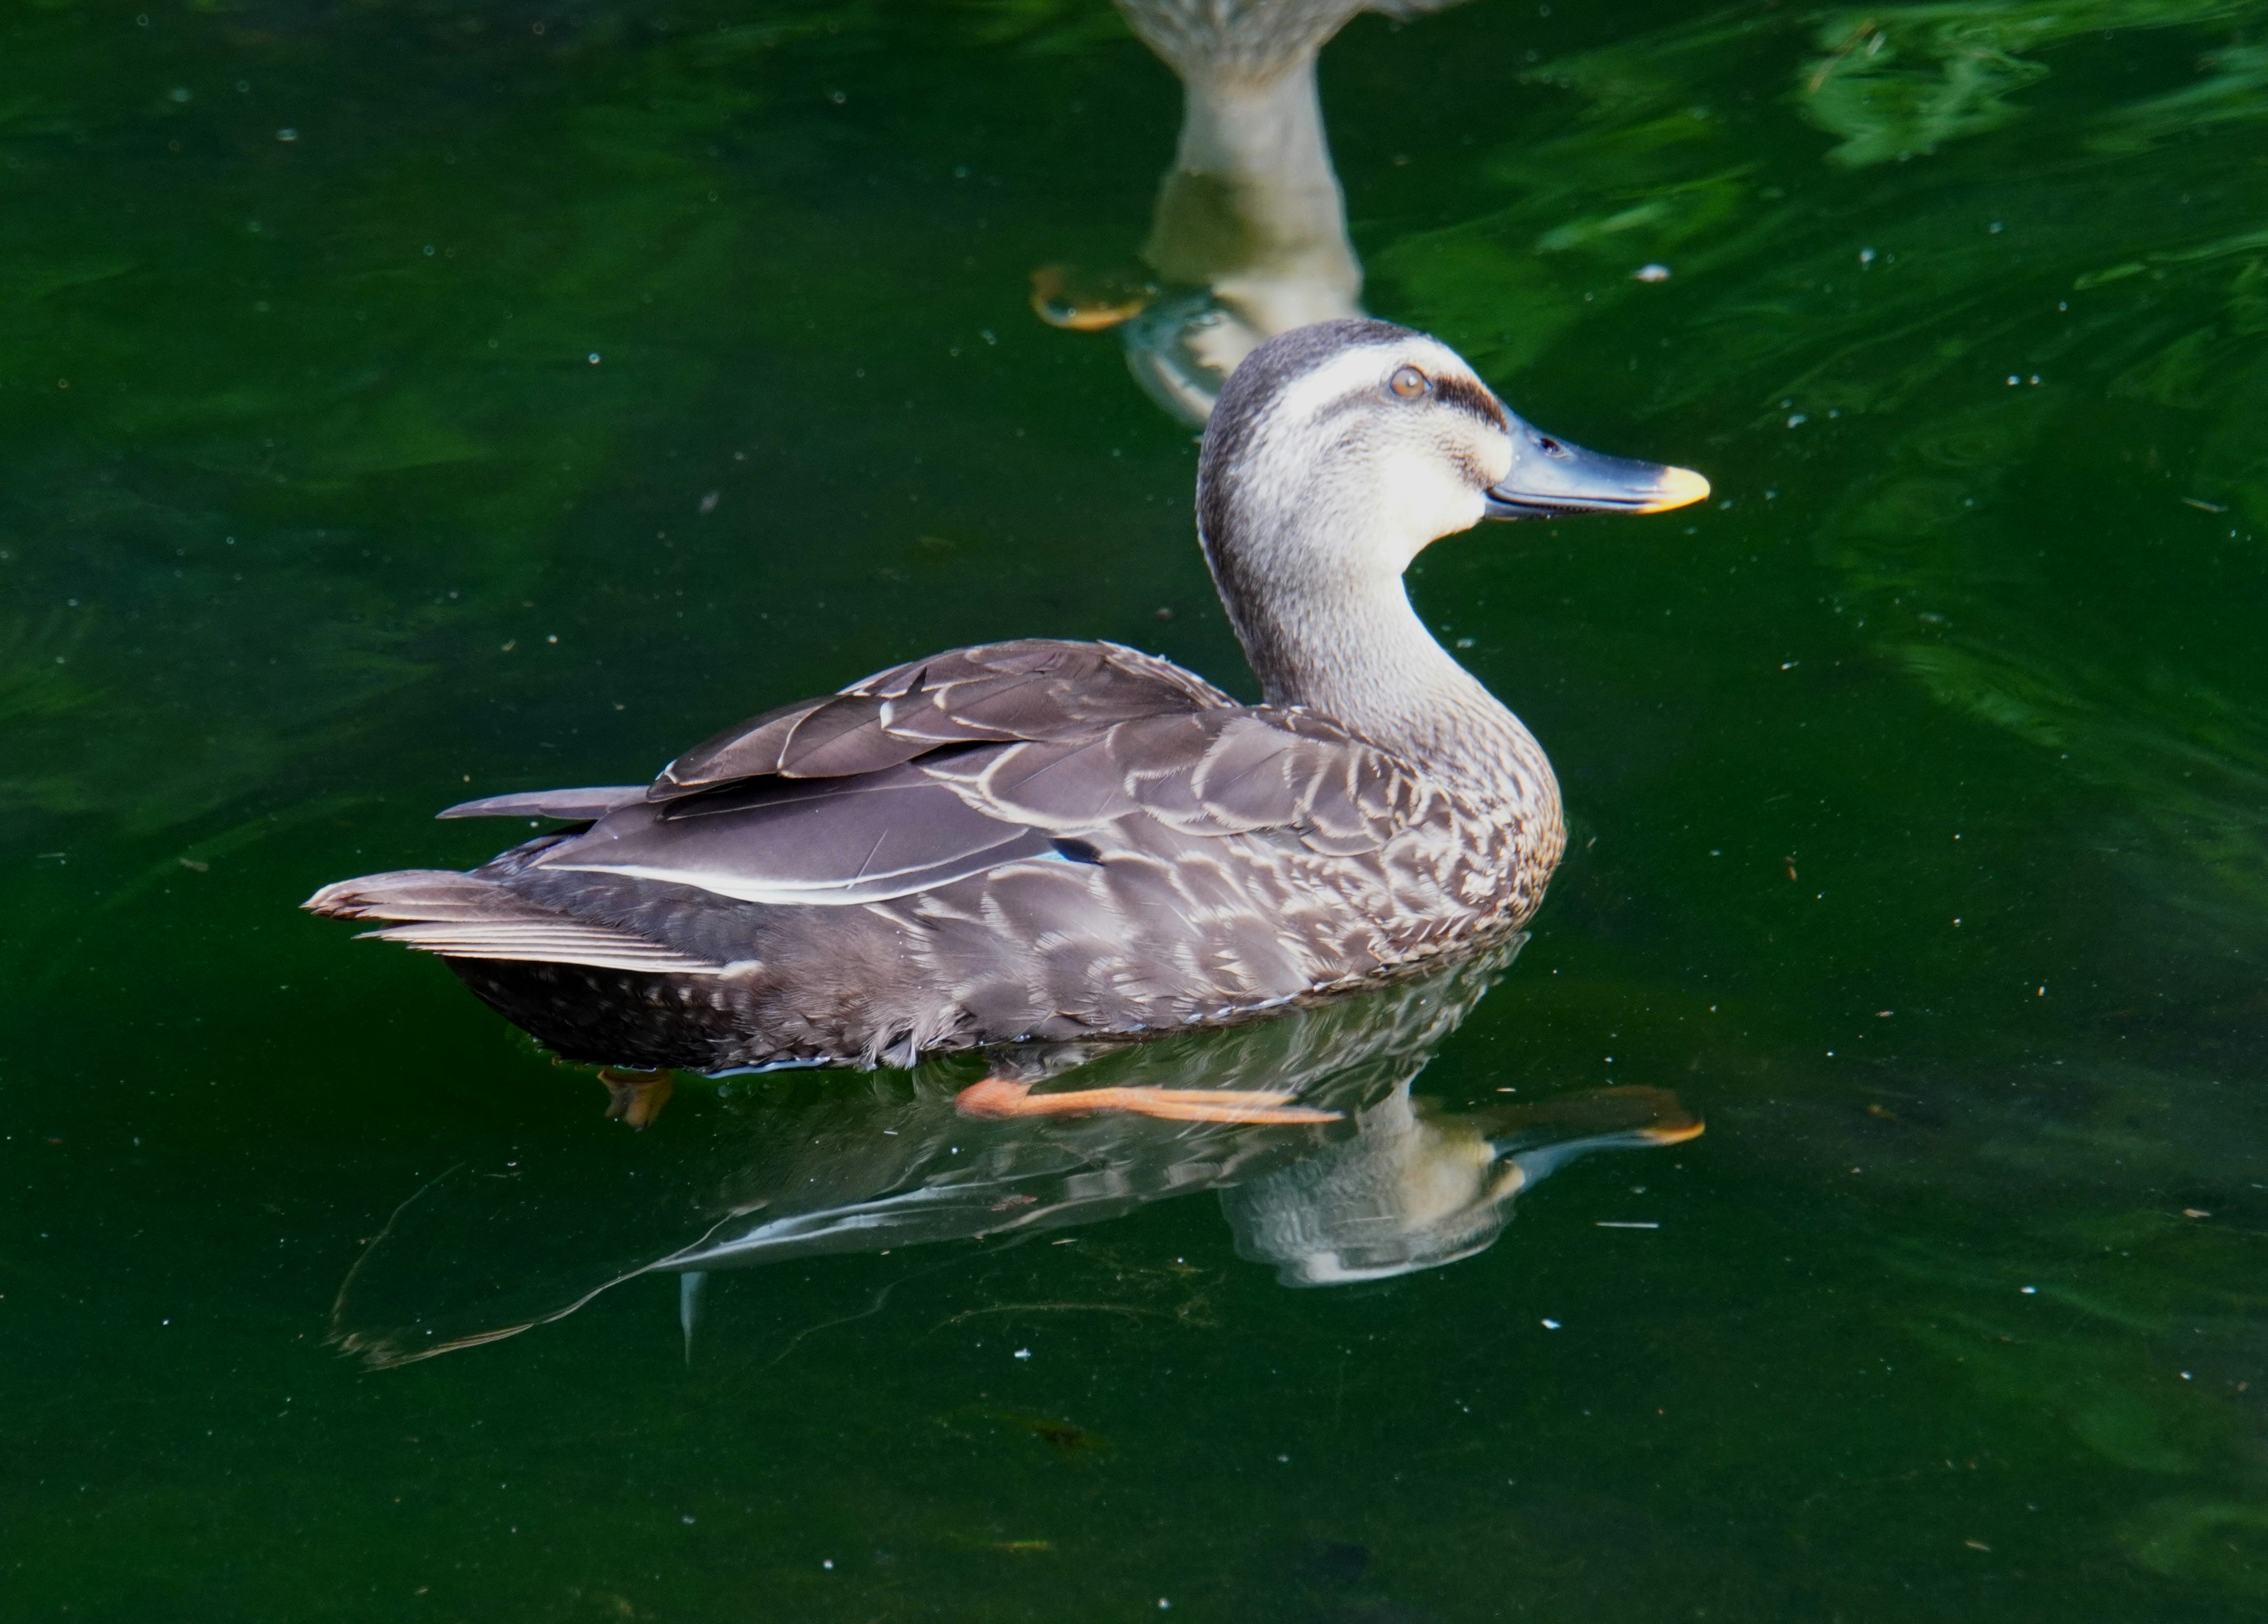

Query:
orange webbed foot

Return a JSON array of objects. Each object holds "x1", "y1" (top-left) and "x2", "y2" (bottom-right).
[{"x1": 956, "y1": 1077, "x2": 1340, "y2": 1126}]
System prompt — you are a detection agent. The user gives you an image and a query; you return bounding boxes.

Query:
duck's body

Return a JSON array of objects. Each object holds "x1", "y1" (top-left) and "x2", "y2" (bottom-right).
[
  {"x1": 309, "y1": 320, "x2": 1703, "y2": 1088},
  {"x1": 318, "y1": 634, "x2": 1553, "y2": 1072}
]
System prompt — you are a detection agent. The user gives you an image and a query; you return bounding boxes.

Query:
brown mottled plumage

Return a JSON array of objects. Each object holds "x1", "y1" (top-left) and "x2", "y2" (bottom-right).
[{"x1": 307, "y1": 320, "x2": 1706, "y2": 1074}]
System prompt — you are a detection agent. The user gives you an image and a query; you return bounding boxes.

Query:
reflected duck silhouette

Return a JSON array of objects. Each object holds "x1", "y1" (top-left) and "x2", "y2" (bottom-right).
[
  {"x1": 1041, "y1": 0, "x2": 1472, "y2": 420},
  {"x1": 307, "y1": 319, "x2": 1706, "y2": 1126},
  {"x1": 330, "y1": 945, "x2": 1701, "y2": 1366}
]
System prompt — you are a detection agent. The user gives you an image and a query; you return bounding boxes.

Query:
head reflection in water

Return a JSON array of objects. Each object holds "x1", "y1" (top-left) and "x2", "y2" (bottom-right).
[
  {"x1": 331, "y1": 942, "x2": 1700, "y2": 1367},
  {"x1": 1035, "y1": 0, "x2": 1472, "y2": 422}
]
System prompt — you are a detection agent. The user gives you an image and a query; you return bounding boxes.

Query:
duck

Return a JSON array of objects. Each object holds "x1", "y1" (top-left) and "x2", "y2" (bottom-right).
[{"x1": 306, "y1": 317, "x2": 1707, "y2": 1124}]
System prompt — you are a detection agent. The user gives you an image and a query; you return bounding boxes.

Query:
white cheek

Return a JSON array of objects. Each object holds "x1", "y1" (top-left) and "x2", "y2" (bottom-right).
[{"x1": 1380, "y1": 458, "x2": 1486, "y2": 560}]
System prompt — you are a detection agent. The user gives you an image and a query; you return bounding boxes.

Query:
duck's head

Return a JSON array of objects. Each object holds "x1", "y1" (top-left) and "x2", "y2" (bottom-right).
[{"x1": 1198, "y1": 318, "x2": 1709, "y2": 592}]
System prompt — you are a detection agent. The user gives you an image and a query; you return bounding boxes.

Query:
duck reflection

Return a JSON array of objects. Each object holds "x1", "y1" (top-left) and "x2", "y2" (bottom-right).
[
  {"x1": 331, "y1": 941, "x2": 1697, "y2": 1366},
  {"x1": 1037, "y1": 0, "x2": 1468, "y2": 421}
]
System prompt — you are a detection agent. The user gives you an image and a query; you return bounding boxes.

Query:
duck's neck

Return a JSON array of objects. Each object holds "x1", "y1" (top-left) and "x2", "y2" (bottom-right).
[
  {"x1": 1204, "y1": 527, "x2": 1549, "y2": 798},
  {"x1": 1143, "y1": 63, "x2": 1363, "y2": 334}
]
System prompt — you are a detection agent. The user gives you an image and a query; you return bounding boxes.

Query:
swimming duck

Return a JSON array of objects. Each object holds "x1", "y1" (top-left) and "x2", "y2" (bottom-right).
[{"x1": 307, "y1": 318, "x2": 1706, "y2": 1123}]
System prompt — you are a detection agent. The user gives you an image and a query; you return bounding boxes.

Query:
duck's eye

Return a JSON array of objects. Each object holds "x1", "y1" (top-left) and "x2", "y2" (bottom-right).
[
  {"x1": 1536, "y1": 434, "x2": 1570, "y2": 459},
  {"x1": 1389, "y1": 365, "x2": 1429, "y2": 400}
]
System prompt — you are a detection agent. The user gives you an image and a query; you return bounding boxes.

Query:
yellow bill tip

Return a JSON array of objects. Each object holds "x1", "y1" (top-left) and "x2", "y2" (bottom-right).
[{"x1": 1641, "y1": 465, "x2": 1712, "y2": 514}]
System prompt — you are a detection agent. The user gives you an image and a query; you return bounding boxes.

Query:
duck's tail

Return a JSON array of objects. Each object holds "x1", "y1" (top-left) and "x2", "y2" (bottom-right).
[{"x1": 304, "y1": 869, "x2": 726, "y2": 975}]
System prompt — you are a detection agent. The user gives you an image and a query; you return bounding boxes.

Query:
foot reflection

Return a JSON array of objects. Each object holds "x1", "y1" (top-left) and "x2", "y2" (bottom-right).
[{"x1": 331, "y1": 940, "x2": 1697, "y2": 1366}]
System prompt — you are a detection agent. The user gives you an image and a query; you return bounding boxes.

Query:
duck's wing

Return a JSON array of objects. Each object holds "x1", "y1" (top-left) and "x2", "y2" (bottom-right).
[
  {"x1": 436, "y1": 787, "x2": 647, "y2": 821},
  {"x1": 646, "y1": 639, "x2": 1238, "y2": 797},
  {"x1": 916, "y1": 706, "x2": 1422, "y2": 856},
  {"x1": 524, "y1": 703, "x2": 1425, "y2": 908},
  {"x1": 391, "y1": 638, "x2": 1422, "y2": 925}
]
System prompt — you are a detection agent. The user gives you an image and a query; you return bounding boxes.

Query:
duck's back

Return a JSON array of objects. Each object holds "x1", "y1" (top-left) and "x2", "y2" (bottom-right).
[{"x1": 307, "y1": 638, "x2": 1553, "y2": 1071}]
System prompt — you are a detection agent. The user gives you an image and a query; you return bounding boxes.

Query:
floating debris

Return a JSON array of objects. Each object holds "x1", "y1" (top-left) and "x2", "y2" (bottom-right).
[{"x1": 1632, "y1": 263, "x2": 1671, "y2": 282}]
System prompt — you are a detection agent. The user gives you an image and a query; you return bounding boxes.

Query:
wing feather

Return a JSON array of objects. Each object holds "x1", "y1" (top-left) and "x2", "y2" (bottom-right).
[
  {"x1": 359, "y1": 921, "x2": 726, "y2": 973},
  {"x1": 432, "y1": 640, "x2": 1422, "y2": 914},
  {"x1": 536, "y1": 762, "x2": 1060, "y2": 905},
  {"x1": 436, "y1": 786, "x2": 648, "y2": 821},
  {"x1": 650, "y1": 640, "x2": 1239, "y2": 802},
  {"x1": 927, "y1": 708, "x2": 1413, "y2": 855}
]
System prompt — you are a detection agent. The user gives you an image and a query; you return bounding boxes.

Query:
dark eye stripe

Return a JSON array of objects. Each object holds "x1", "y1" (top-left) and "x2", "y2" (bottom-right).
[{"x1": 1432, "y1": 374, "x2": 1508, "y2": 431}]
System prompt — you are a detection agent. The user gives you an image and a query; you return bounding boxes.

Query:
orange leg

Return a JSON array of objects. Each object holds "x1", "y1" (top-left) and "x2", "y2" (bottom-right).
[
  {"x1": 956, "y1": 1077, "x2": 1341, "y2": 1126},
  {"x1": 598, "y1": 1068, "x2": 674, "y2": 1130}
]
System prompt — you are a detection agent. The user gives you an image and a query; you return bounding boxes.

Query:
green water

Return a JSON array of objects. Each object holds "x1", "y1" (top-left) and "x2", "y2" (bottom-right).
[{"x1": 6, "y1": 0, "x2": 2267, "y2": 1617}]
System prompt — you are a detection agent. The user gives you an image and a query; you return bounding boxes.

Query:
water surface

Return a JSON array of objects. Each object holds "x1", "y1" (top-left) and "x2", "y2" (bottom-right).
[{"x1": 5, "y1": 1, "x2": 2266, "y2": 1618}]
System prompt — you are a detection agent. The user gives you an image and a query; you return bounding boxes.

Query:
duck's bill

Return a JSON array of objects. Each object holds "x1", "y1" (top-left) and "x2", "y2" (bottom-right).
[{"x1": 1482, "y1": 439, "x2": 1710, "y2": 520}]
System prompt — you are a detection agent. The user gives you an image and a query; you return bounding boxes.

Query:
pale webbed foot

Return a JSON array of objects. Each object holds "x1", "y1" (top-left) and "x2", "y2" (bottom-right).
[{"x1": 956, "y1": 1077, "x2": 1341, "y2": 1126}]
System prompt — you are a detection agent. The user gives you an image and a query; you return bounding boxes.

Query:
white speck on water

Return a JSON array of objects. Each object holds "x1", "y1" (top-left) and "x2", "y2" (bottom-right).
[
  {"x1": 823, "y1": 1558, "x2": 835, "y2": 1570},
  {"x1": 1542, "y1": 1319, "x2": 1561, "y2": 1330},
  {"x1": 1012, "y1": 1347, "x2": 1031, "y2": 1361},
  {"x1": 1858, "y1": 247, "x2": 1876, "y2": 265},
  {"x1": 1632, "y1": 263, "x2": 1671, "y2": 282},
  {"x1": 587, "y1": 352, "x2": 601, "y2": 364},
  {"x1": 1787, "y1": 413, "x2": 1808, "y2": 428},
  {"x1": 276, "y1": 128, "x2": 297, "y2": 142}
]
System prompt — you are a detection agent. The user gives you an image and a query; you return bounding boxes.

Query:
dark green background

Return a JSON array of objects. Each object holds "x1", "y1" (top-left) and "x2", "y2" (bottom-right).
[{"x1": 4, "y1": 0, "x2": 2264, "y2": 1618}]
